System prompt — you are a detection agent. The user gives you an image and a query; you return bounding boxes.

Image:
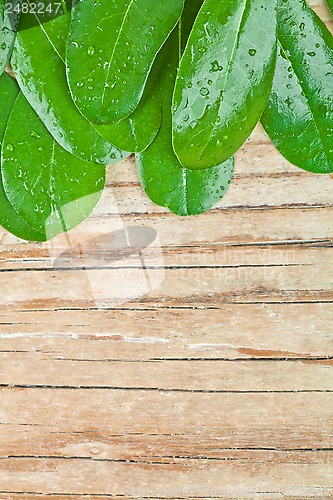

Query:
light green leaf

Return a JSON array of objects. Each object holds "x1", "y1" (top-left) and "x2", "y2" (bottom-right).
[
  {"x1": 137, "y1": 1, "x2": 234, "y2": 217},
  {"x1": 66, "y1": 0, "x2": 184, "y2": 124},
  {"x1": 172, "y1": 0, "x2": 277, "y2": 170},
  {"x1": 261, "y1": 0, "x2": 333, "y2": 174},
  {"x1": 11, "y1": 8, "x2": 127, "y2": 164},
  {"x1": 1, "y1": 91, "x2": 105, "y2": 240},
  {"x1": 0, "y1": 72, "x2": 46, "y2": 241}
]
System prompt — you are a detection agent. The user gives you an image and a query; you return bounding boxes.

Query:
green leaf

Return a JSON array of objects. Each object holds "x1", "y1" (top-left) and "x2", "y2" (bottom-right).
[
  {"x1": 179, "y1": 0, "x2": 204, "y2": 52},
  {"x1": 261, "y1": 0, "x2": 333, "y2": 174},
  {"x1": 0, "y1": 0, "x2": 16, "y2": 74},
  {"x1": 97, "y1": 61, "x2": 161, "y2": 153},
  {"x1": 137, "y1": 4, "x2": 234, "y2": 217},
  {"x1": 326, "y1": 0, "x2": 333, "y2": 16},
  {"x1": 1, "y1": 90, "x2": 105, "y2": 240},
  {"x1": 11, "y1": 9, "x2": 127, "y2": 165},
  {"x1": 172, "y1": 0, "x2": 277, "y2": 170},
  {"x1": 66, "y1": 0, "x2": 185, "y2": 124},
  {"x1": 0, "y1": 73, "x2": 46, "y2": 241}
]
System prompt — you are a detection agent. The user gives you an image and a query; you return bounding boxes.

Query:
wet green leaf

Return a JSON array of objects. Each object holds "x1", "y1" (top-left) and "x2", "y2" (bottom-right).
[
  {"x1": 0, "y1": 0, "x2": 16, "y2": 74},
  {"x1": 11, "y1": 9, "x2": 127, "y2": 165},
  {"x1": 172, "y1": 0, "x2": 277, "y2": 170},
  {"x1": 0, "y1": 72, "x2": 46, "y2": 241},
  {"x1": 137, "y1": 2, "x2": 234, "y2": 217},
  {"x1": 1, "y1": 90, "x2": 105, "y2": 240},
  {"x1": 261, "y1": 0, "x2": 333, "y2": 174},
  {"x1": 97, "y1": 61, "x2": 161, "y2": 153},
  {"x1": 66, "y1": 0, "x2": 184, "y2": 124}
]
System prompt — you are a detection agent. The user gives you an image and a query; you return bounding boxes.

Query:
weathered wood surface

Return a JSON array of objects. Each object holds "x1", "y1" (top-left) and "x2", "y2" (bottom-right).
[{"x1": 0, "y1": 2, "x2": 332, "y2": 498}]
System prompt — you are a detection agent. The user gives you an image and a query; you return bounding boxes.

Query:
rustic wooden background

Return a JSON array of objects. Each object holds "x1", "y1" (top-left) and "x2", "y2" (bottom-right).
[{"x1": 0, "y1": 1, "x2": 332, "y2": 498}]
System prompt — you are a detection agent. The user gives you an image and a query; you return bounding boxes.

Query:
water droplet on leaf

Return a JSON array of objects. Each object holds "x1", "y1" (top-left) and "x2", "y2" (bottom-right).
[
  {"x1": 200, "y1": 87, "x2": 209, "y2": 96},
  {"x1": 210, "y1": 60, "x2": 223, "y2": 73}
]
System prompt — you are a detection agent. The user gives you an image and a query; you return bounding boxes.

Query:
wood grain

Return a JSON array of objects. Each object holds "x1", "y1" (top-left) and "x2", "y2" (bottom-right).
[{"x1": 0, "y1": 1, "x2": 332, "y2": 497}]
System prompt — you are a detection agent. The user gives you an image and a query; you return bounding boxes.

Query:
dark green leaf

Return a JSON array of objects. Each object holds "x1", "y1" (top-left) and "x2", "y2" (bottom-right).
[
  {"x1": 137, "y1": 5, "x2": 234, "y2": 217},
  {"x1": 0, "y1": 72, "x2": 46, "y2": 241},
  {"x1": 172, "y1": 0, "x2": 277, "y2": 170},
  {"x1": 1, "y1": 90, "x2": 105, "y2": 240},
  {"x1": 11, "y1": 9, "x2": 127, "y2": 164},
  {"x1": 66, "y1": 0, "x2": 184, "y2": 124},
  {"x1": 179, "y1": 0, "x2": 203, "y2": 52},
  {"x1": 0, "y1": 0, "x2": 16, "y2": 74},
  {"x1": 261, "y1": 0, "x2": 333, "y2": 174}
]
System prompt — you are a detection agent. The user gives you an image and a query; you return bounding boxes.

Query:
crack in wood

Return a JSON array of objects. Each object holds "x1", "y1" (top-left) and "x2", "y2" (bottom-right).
[
  {"x1": 0, "y1": 384, "x2": 331, "y2": 393},
  {"x1": 0, "y1": 263, "x2": 310, "y2": 273}
]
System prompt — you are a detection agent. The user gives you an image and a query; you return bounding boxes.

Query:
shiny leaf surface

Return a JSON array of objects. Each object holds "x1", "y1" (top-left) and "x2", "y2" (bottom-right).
[
  {"x1": 66, "y1": 0, "x2": 184, "y2": 124},
  {"x1": 1, "y1": 91, "x2": 105, "y2": 239},
  {"x1": 11, "y1": 9, "x2": 127, "y2": 164},
  {"x1": 137, "y1": 7, "x2": 234, "y2": 217},
  {"x1": 0, "y1": 73, "x2": 46, "y2": 241},
  {"x1": 261, "y1": 0, "x2": 333, "y2": 174},
  {"x1": 0, "y1": 0, "x2": 16, "y2": 74},
  {"x1": 172, "y1": 0, "x2": 277, "y2": 170},
  {"x1": 97, "y1": 61, "x2": 161, "y2": 153}
]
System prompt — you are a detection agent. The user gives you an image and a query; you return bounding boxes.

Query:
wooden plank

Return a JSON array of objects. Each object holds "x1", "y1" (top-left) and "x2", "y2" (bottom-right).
[
  {"x1": 0, "y1": 352, "x2": 331, "y2": 390},
  {"x1": 0, "y1": 388, "x2": 332, "y2": 496},
  {"x1": 0, "y1": 302, "x2": 332, "y2": 357},
  {"x1": 0, "y1": 236, "x2": 332, "y2": 270},
  {"x1": 1, "y1": 206, "x2": 332, "y2": 251},
  {"x1": 0, "y1": 455, "x2": 331, "y2": 498},
  {"x1": 2, "y1": 496, "x2": 332, "y2": 500},
  {"x1": 102, "y1": 175, "x2": 333, "y2": 214},
  {"x1": 0, "y1": 389, "x2": 331, "y2": 448},
  {"x1": 0, "y1": 252, "x2": 331, "y2": 309}
]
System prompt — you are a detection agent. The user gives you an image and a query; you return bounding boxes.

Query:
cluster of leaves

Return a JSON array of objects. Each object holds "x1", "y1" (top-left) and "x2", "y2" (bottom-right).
[{"x1": 0, "y1": 0, "x2": 332, "y2": 242}]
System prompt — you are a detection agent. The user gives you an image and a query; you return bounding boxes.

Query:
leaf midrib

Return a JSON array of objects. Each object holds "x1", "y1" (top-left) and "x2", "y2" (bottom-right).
[
  {"x1": 97, "y1": 0, "x2": 135, "y2": 119},
  {"x1": 178, "y1": 19, "x2": 189, "y2": 215},
  {"x1": 278, "y1": 39, "x2": 330, "y2": 170},
  {"x1": 26, "y1": 0, "x2": 66, "y2": 63},
  {"x1": 197, "y1": 0, "x2": 249, "y2": 165}
]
